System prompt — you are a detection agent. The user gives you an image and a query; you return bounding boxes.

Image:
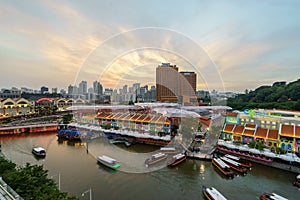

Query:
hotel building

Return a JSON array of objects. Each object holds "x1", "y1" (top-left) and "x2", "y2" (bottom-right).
[{"x1": 156, "y1": 63, "x2": 197, "y2": 103}]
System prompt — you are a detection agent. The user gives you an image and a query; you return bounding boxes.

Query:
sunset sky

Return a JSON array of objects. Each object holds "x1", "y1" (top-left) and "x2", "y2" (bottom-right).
[{"x1": 1, "y1": 0, "x2": 299, "y2": 93}]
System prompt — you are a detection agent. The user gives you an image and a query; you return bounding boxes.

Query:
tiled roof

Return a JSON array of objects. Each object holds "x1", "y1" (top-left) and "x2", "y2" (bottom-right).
[
  {"x1": 245, "y1": 123, "x2": 256, "y2": 129},
  {"x1": 255, "y1": 128, "x2": 268, "y2": 138},
  {"x1": 280, "y1": 124, "x2": 294, "y2": 137},
  {"x1": 223, "y1": 124, "x2": 235, "y2": 132},
  {"x1": 226, "y1": 112, "x2": 238, "y2": 117},
  {"x1": 243, "y1": 129, "x2": 255, "y2": 136},
  {"x1": 295, "y1": 126, "x2": 300, "y2": 138},
  {"x1": 267, "y1": 129, "x2": 279, "y2": 140},
  {"x1": 233, "y1": 125, "x2": 244, "y2": 135}
]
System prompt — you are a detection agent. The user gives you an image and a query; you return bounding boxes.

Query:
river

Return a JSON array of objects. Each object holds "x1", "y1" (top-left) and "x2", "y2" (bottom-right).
[{"x1": 0, "y1": 132, "x2": 299, "y2": 200}]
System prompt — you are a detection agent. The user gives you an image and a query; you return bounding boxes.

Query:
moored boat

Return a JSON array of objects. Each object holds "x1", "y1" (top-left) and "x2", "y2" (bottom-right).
[
  {"x1": 212, "y1": 158, "x2": 234, "y2": 178},
  {"x1": 159, "y1": 147, "x2": 179, "y2": 154},
  {"x1": 97, "y1": 155, "x2": 121, "y2": 170},
  {"x1": 259, "y1": 192, "x2": 288, "y2": 200},
  {"x1": 145, "y1": 153, "x2": 167, "y2": 167},
  {"x1": 167, "y1": 153, "x2": 186, "y2": 167},
  {"x1": 224, "y1": 154, "x2": 252, "y2": 169},
  {"x1": 220, "y1": 156, "x2": 247, "y2": 175},
  {"x1": 32, "y1": 147, "x2": 46, "y2": 158},
  {"x1": 202, "y1": 186, "x2": 227, "y2": 200},
  {"x1": 218, "y1": 145, "x2": 273, "y2": 163}
]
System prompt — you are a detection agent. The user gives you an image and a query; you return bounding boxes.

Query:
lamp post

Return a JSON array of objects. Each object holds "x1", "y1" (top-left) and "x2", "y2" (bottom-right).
[
  {"x1": 82, "y1": 188, "x2": 92, "y2": 200},
  {"x1": 51, "y1": 173, "x2": 61, "y2": 190}
]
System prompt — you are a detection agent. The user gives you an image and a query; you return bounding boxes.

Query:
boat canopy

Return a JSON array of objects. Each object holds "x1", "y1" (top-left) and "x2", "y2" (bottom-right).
[
  {"x1": 99, "y1": 155, "x2": 117, "y2": 164},
  {"x1": 221, "y1": 157, "x2": 240, "y2": 166},
  {"x1": 214, "y1": 158, "x2": 229, "y2": 169},
  {"x1": 160, "y1": 147, "x2": 176, "y2": 151},
  {"x1": 33, "y1": 147, "x2": 46, "y2": 152},
  {"x1": 152, "y1": 153, "x2": 165, "y2": 159},
  {"x1": 270, "y1": 193, "x2": 288, "y2": 200},
  {"x1": 173, "y1": 153, "x2": 185, "y2": 159},
  {"x1": 206, "y1": 187, "x2": 227, "y2": 200},
  {"x1": 225, "y1": 154, "x2": 240, "y2": 161}
]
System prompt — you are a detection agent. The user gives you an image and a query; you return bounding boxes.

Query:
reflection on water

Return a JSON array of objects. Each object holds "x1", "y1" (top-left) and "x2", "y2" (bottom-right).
[{"x1": 0, "y1": 132, "x2": 299, "y2": 200}]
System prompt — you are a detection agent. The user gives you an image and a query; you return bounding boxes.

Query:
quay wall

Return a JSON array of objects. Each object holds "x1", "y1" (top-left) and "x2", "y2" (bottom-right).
[{"x1": 217, "y1": 149, "x2": 300, "y2": 174}]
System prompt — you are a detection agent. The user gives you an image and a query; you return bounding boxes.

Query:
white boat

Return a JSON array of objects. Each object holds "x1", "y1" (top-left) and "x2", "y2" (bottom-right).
[
  {"x1": 202, "y1": 186, "x2": 227, "y2": 200},
  {"x1": 260, "y1": 192, "x2": 288, "y2": 200},
  {"x1": 32, "y1": 147, "x2": 46, "y2": 157},
  {"x1": 97, "y1": 155, "x2": 121, "y2": 170},
  {"x1": 145, "y1": 153, "x2": 167, "y2": 166}
]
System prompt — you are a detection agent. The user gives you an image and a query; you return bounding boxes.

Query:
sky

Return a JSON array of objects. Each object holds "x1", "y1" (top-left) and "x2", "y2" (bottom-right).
[{"x1": 0, "y1": 0, "x2": 300, "y2": 93}]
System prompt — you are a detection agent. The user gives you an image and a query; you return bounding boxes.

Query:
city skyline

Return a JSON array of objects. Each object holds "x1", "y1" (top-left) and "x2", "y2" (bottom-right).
[{"x1": 1, "y1": 1, "x2": 300, "y2": 92}]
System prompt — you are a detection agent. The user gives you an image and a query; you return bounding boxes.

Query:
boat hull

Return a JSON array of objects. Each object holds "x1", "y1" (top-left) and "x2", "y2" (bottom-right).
[
  {"x1": 167, "y1": 156, "x2": 186, "y2": 167},
  {"x1": 97, "y1": 160, "x2": 121, "y2": 170}
]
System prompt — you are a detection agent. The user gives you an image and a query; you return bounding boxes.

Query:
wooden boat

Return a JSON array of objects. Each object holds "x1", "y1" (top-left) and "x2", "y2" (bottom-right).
[
  {"x1": 97, "y1": 155, "x2": 121, "y2": 170},
  {"x1": 32, "y1": 147, "x2": 46, "y2": 158},
  {"x1": 260, "y1": 192, "x2": 288, "y2": 200},
  {"x1": 212, "y1": 158, "x2": 234, "y2": 178},
  {"x1": 218, "y1": 145, "x2": 273, "y2": 163},
  {"x1": 159, "y1": 147, "x2": 179, "y2": 154},
  {"x1": 220, "y1": 156, "x2": 247, "y2": 175},
  {"x1": 167, "y1": 153, "x2": 186, "y2": 167},
  {"x1": 145, "y1": 153, "x2": 167, "y2": 167},
  {"x1": 293, "y1": 174, "x2": 300, "y2": 187},
  {"x1": 224, "y1": 154, "x2": 252, "y2": 169},
  {"x1": 202, "y1": 186, "x2": 227, "y2": 200}
]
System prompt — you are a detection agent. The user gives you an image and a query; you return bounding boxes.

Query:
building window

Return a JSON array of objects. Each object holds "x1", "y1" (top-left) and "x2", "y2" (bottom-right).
[
  {"x1": 250, "y1": 119, "x2": 254, "y2": 123},
  {"x1": 261, "y1": 121, "x2": 265, "y2": 124}
]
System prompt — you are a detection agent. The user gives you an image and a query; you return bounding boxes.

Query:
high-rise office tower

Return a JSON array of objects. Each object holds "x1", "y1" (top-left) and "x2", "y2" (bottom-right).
[{"x1": 156, "y1": 63, "x2": 179, "y2": 102}]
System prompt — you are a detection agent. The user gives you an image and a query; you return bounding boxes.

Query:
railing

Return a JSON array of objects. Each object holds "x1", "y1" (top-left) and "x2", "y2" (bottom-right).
[{"x1": 0, "y1": 177, "x2": 23, "y2": 200}]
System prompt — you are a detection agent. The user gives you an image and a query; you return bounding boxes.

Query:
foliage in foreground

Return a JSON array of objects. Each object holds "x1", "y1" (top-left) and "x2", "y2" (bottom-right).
[{"x1": 0, "y1": 157, "x2": 78, "y2": 200}]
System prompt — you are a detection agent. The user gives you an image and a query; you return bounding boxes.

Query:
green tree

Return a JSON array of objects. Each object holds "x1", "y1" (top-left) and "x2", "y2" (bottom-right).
[{"x1": 0, "y1": 158, "x2": 78, "y2": 200}]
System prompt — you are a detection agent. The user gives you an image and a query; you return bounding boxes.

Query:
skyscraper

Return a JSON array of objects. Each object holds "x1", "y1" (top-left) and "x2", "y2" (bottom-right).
[
  {"x1": 156, "y1": 63, "x2": 179, "y2": 102},
  {"x1": 79, "y1": 81, "x2": 87, "y2": 95},
  {"x1": 93, "y1": 81, "x2": 103, "y2": 95},
  {"x1": 156, "y1": 63, "x2": 197, "y2": 103}
]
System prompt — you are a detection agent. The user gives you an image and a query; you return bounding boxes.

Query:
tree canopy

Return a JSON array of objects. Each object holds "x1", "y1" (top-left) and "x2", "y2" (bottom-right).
[
  {"x1": 0, "y1": 157, "x2": 78, "y2": 200},
  {"x1": 227, "y1": 79, "x2": 300, "y2": 111}
]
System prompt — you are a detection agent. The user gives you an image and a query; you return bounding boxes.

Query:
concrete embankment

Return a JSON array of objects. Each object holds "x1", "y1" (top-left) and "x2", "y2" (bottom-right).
[{"x1": 218, "y1": 149, "x2": 300, "y2": 174}]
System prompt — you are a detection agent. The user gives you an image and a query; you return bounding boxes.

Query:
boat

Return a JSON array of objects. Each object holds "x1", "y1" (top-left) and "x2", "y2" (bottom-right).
[
  {"x1": 212, "y1": 158, "x2": 234, "y2": 178},
  {"x1": 159, "y1": 147, "x2": 179, "y2": 154},
  {"x1": 224, "y1": 154, "x2": 252, "y2": 169},
  {"x1": 167, "y1": 153, "x2": 186, "y2": 167},
  {"x1": 32, "y1": 147, "x2": 46, "y2": 158},
  {"x1": 109, "y1": 139, "x2": 131, "y2": 147},
  {"x1": 202, "y1": 186, "x2": 227, "y2": 200},
  {"x1": 220, "y1": 156, "x2": 247, "y2": 175},
  {"x1": 218, "y1": 145, "x2": 273, "y2": 163},
  {"x1": 293, "y1": 174, "x2": 300, "y2": 187},
  {"x1": 97, "y1": 155, "x2": 121, "y2": 170},
  {"x1": 259, "y1": 192, "x2": 288, "y2": 200},
  {"x1": 145, "y1": 153, "x2": 167, "y2": 167}
]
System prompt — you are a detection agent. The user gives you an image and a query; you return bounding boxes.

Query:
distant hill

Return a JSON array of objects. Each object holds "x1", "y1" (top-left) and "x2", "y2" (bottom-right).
[{"x1": 227, "y1": 79, "x2": 300, "y2": 111}]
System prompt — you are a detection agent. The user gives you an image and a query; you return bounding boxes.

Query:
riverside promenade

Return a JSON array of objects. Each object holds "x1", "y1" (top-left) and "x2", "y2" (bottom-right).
[{"x1": 0, "y1": 148, "x2": 22, "y2": 200}]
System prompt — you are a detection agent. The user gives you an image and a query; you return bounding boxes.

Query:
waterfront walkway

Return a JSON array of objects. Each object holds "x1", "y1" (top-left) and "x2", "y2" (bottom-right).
[{"x1": 0, "y1": 177, "x2": 22, "y2": 200}]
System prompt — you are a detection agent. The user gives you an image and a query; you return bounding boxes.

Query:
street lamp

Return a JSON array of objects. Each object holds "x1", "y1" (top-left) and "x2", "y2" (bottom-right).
[
  {"x1": 82, "y1": 188, "x2": 92, "y2": 200},
  {"x1": 51, "y1": 173, "x2": 61, "y2": 190}
]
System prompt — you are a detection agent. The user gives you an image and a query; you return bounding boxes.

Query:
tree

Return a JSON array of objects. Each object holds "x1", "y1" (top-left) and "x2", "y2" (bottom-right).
[{"x1": 0, "y1": 158, "x2": 78, "y2": 200}]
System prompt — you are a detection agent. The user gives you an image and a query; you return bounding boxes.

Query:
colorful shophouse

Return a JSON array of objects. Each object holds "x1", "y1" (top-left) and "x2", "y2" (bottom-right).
[
  {"x1": 279, "y1": 124, "x2": 300, "y2": 152},
  {"x1": 96, "y1": 111, "x2": 171, "y2": 135}
]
